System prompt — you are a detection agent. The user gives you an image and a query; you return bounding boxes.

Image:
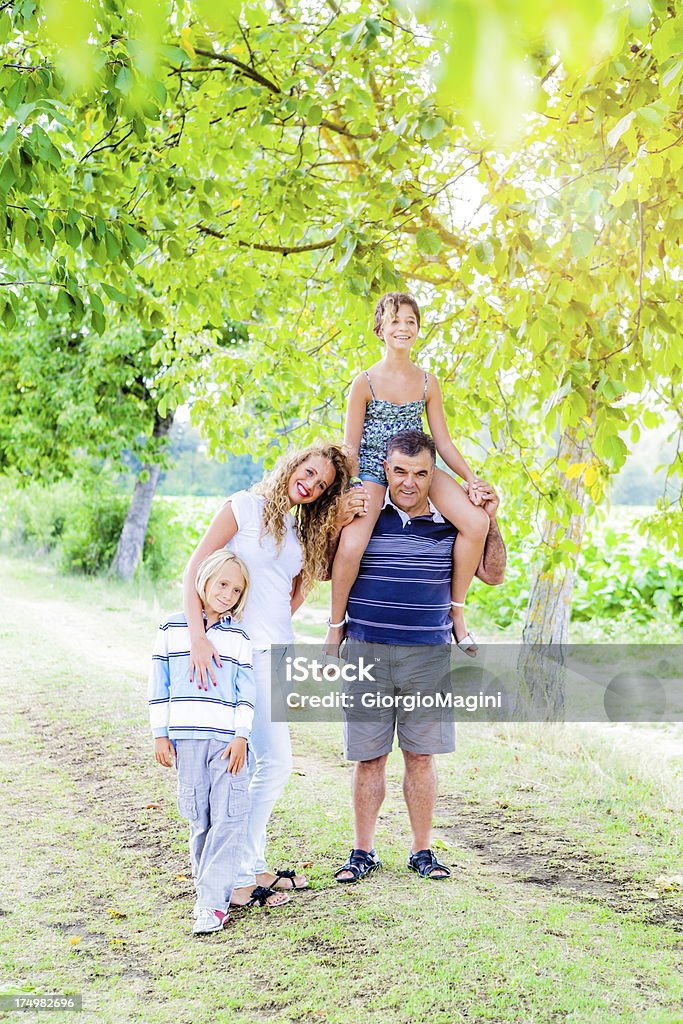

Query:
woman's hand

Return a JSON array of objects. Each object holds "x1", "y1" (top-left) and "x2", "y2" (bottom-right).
[
  {"x1": 190, "y1": 633, "x2": 222, "y2": 691},
  {"x1": 336, "y1": 484, "x2": 369, "y2": 530}
]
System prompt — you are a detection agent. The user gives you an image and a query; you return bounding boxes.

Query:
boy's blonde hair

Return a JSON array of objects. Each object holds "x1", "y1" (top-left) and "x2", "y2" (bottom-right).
[{"x1": 195, "y1": 550, "x2": 250, "y2": 621}]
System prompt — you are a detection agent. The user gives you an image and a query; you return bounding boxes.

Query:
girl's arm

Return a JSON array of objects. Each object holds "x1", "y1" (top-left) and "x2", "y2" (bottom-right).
[
  {"x1": 425, "y1": 374, "x2": 476, "y2": 484},
  {"x1": 343, "y1": 374, "x2": 370, "y2": 473},
  {"x1": 183, "y1": 501, "x2": 239, "y2": 690}
]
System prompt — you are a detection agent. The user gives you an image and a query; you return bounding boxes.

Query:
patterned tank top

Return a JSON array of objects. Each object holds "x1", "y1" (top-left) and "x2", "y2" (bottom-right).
[{"x1": 357, "y1": 370, "x2": 428, "y2": 485}]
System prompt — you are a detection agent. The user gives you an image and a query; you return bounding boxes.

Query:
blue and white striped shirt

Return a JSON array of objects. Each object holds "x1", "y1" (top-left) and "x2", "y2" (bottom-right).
[
  {"x1": 347, "y1": 494, "x2": 456, "y2": 646},
  {"x1": 149, "y1": 613, "x2": 255, "y2": 742}
]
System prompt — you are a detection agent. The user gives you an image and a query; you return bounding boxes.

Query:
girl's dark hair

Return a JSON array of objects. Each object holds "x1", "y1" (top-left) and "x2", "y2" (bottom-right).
[{"x1": 373, "y1": 292, "x2": 421, "y2": 338}]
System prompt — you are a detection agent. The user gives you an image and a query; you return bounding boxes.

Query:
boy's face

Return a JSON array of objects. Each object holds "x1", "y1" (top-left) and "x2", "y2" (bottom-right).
[
  {"x1": 382, "y1": 303, "x2": 419, "y2": 350},
  {"x1": 205, "y1": 563, "x2": 246, "y2": 624}
]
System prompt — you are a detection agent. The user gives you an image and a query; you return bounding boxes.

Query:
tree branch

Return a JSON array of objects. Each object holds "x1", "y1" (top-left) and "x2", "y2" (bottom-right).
[
  {"x1": 192, "y1": 47, "x2": 281, "y2": 94},
  {"x1": 198, "y1": 224, "x2": 338, "y2": 254}
]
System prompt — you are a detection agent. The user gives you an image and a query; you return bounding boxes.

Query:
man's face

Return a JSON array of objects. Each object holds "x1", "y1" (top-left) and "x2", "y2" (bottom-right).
[{"x1": 384, "y1": 448, "x2": 434, "y2": 517}]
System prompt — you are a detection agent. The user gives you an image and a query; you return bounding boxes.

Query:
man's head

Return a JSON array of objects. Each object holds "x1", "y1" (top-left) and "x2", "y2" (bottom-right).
[{"x1": 384, "y1": 430, "x2": 436, "y2": 517}]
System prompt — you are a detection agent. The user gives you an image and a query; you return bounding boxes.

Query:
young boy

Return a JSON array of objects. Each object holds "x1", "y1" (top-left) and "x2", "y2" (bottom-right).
[{"x1": 149, "y1": 550, "x2": 255, "y2": 934}]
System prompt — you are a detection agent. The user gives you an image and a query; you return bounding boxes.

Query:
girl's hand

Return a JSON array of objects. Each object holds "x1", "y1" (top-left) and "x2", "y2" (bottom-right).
[
  {"x1": 221, "y1": 737, "x2": 247, "y2": 775},
  {"x1": 154, "y1": 737, "x2": 176, "y2": 768},
  {"x1": 190, "y1": 634, "x2": 222, "y2": 691},
  {"x1": 336, "y1": 483, "x2": 369, "y2": 529},
  {"x1": 465, "y1": 478, "x2": 489, "y2": 507}
]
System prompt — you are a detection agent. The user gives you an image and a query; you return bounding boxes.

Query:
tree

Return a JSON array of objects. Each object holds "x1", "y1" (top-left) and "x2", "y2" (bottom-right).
[{"x1": 1, "y1": 0, "x2": 680, "y2": 613}]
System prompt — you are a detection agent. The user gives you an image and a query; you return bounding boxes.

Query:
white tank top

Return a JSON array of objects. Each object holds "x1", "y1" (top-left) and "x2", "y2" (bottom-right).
[{"x1": 226, "y1": 490, "x2": 303, "y2": 647}]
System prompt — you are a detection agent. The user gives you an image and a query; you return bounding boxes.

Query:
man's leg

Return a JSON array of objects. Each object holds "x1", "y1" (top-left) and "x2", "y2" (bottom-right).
[
  {"x1": 402, "y1": 751, "x2": 449, "y2": 877},
  {"x1": 335, "y1": 754, "x2": 388, "y2": 881}
]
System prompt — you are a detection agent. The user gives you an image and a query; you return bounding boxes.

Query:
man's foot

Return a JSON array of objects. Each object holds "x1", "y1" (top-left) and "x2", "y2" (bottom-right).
[
  {"x1": 257, "y1": 869, "x2": 309, "y2": 891},
  {"x1": 334, "y1": 848, "x2": 382, "y2": 883},
  {"x1": 193, "y1": 907, "x2": 230, "y2": 934},
  {"x1": 230, "y1": 884, "x2": 290, "y2": 908},
  {"x1": 450, "y1": 608, "x2": 477, "y2": 657},
  {"x1": 408, "y1": 848, "x2": 451, "y2": 879}
]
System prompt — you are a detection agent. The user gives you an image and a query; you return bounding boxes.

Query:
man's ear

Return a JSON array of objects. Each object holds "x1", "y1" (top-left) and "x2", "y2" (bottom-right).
[{"x1": 383, "y1": 459, "x2": 389, "y2": 476}]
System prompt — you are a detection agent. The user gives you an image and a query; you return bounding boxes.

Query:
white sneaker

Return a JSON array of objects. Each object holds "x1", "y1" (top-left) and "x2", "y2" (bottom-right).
[{"x1": 193, "y1": 908, "x2": 229, "y2": 934}]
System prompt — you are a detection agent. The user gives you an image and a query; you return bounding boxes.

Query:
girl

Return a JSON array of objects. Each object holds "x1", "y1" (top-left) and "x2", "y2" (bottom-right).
[
  {"x1": 184, "y1": 442, "x2": 361, "y2": 909},
  {"x1": 150, "y1": 550, "x2": 254, "y2": 934},
  {"x1": 325, "y1": 292, "x2": 491, "y2": 656}
]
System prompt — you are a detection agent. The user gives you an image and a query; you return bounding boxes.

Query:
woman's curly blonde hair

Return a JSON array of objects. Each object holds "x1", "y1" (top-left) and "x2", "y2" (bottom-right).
[{"x1": 252, "y1": 442, "x2": 352, "y2": 595}]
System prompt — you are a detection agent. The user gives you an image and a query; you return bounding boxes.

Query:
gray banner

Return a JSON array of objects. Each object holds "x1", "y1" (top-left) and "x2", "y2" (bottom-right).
[{"x1": 269, "y1": 643, "x2": 683, "y2": 723}]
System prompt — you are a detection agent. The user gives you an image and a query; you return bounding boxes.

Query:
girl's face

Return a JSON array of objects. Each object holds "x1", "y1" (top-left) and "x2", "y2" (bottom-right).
[
  {"x1": 287, "y1": 454, "x2": 336, "y2": 506},
  {"x1": 382, "y1": 303, "x2": 419, "y2": 350},
  {"x1": 204, "y1": 562, "x2": 246, "y2": 624}
]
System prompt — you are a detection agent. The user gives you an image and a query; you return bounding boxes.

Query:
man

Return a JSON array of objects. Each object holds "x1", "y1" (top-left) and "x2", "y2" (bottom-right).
[{"x1": 334, "y1": 429, "x2": 506, "y2": 882}]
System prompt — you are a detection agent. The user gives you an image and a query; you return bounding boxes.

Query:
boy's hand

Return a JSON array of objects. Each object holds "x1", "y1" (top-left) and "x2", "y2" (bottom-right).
[
  {"x1": 154, "y1": 737, "x2": 176, "y2": 767},
  {"x1": 221, "y1": 737, "x2": 247, "y2": 775}
]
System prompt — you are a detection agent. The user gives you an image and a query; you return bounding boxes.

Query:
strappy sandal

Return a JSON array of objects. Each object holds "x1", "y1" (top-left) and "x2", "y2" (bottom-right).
[
  {"x1": 235, "y1": 885, "x2": 290, "y2": 908},
  {"x1": 334, "y1": 848, "x2": 382, "y2": 883},
  {"x1": 271, "y1": 868, "x2": 308, "y2": 891},
  {"x1": 408, "y1": 848, "x2": 451, "y2": 879},
  {"x1": 451, "y1": 600, "x2": 478, "y2": 657}
]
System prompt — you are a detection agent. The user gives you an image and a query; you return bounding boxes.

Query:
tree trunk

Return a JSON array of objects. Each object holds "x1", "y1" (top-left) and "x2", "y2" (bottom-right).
[
  {"x1": 517, "y1": 414, "x2": 593, "y2": 718},
  {"x1": 110, "y1": 409, "x2": 174, "y2": 580}
]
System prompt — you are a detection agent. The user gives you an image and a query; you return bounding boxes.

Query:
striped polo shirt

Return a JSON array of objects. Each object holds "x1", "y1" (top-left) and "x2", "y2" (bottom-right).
[
  {"x1": 149, "y1": 613, "x2": 255, "y2": 742},
  {"x1": 347, "y1": 493, "x2": 457, "y2": 646}
]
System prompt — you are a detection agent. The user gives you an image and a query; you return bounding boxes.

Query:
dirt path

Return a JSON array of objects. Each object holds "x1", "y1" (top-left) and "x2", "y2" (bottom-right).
[{"x1": 1, "y1": 558, "x2": 682, "y2": 1024}]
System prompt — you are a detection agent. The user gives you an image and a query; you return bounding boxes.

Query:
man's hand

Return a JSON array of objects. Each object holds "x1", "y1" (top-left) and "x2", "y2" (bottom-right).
[
  {"x1": 474, "y1": 481, "x2": 500, "y2": 520},
  {"x1": 190, "y1": 633, "x2": 222, "y2": 691},
  {"x1": 473, "y1": 482, "x2": 505, "y2": 585},
  {"x1": 154, "y1": 737, "x2": 175, "y2": 767},
  {"x1": 221, "y1": 736, "x2": 247, "y2": 775},
  {"x1": 336, "y1": 484, "x2": 369, "y2": 530}
]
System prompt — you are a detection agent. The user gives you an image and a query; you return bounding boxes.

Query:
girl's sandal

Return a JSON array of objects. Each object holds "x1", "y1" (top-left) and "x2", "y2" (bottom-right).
[{"x1": 451, "y1": 601, "x2": 478, "y2": 658}]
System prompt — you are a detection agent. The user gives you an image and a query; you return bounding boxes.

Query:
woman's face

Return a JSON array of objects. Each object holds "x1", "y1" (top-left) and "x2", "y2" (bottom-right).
[{"x1": 287, "y1": 454, "x2": 336, "y2": 506}]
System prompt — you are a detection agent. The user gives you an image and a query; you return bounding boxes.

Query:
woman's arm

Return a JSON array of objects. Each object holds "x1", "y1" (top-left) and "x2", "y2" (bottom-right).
[
  {"x1": 343, "y1": 374, "x2": 371, "y2": 472},
  {"x1": 290, "y1": 574, "x2": 305, "y2": 616},
  {"x1": 183, "y1": 500, "x2": 239, "y2": 689},
  {"x1": 425, "y1": 375, "x2": 476, "y2": 483}
]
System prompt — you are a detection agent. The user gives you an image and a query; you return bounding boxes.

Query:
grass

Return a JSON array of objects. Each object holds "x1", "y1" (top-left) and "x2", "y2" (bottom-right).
[{"x1": 0, "y1": 554, "x2": 682, "y2": 1024}]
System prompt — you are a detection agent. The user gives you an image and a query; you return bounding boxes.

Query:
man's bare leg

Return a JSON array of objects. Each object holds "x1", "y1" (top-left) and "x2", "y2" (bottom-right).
[
  {"x1": 335, "y1": 754, "x2": 388, "y2": 880},
  {"x1": 402, "y1": 750, "x2": 448, "y2": 877}
]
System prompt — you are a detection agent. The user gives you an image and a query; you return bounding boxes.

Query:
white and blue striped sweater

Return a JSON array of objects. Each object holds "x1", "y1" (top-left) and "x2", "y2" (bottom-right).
[{"x1": 148, "y1": 613, "x2": 255, "y2": 743}]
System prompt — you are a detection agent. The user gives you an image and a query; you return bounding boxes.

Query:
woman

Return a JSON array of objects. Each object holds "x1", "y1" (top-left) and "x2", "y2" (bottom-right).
[{"x1": 184, "y1": 442, "x2": 367, "y2": 907}]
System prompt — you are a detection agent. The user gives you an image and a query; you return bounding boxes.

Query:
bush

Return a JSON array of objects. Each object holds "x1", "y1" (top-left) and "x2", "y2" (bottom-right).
[
  {"x1": 470, "y1": 514, "x2": 683, "y2": 629},
  {"x1": 0, "y1": 479, "x2": 79, "y2": 552},
  {"x1": 57, "y1": 489, "x2": 130, "y2": 575}
]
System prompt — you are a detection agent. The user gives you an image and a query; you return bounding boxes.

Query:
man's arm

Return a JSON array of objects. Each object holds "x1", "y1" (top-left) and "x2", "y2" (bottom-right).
[{"x1": 472, "y1": 485, "x2": 506, "y2": 585}]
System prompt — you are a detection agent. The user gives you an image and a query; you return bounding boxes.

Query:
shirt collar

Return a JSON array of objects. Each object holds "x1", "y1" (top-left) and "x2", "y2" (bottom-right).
[{"x1": 382, "y1": 489, "x2": 445, "y2": 527}]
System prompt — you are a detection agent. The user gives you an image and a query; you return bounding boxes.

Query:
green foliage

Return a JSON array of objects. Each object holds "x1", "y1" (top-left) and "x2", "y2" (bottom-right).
[
  {"x1": 0, "y1": 480, "x2": 214, "y2": 580},
  {"x1": 472, "y1": 509, "x2": 683, "y2": 630}
]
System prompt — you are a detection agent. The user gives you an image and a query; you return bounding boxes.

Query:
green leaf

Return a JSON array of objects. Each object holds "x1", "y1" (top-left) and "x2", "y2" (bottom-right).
[
  {"x1": 652, "y1": 16, "x2": 683, "y2": 63},
  {"x1": 123, "y1": 224, "x2": 146, "y2": 250},
  {"x1": 415, "y1": 227, "x2": 442, "y2": 255},
  {"x1": 571, "y1": 229, "x2": 594, "y2": 258},
  {"x1": 420, "y1": 116, "x2": 446, "y2": 140},
  {"x1": 606, "y1": 111, "x2": 634, "y2": 149}
]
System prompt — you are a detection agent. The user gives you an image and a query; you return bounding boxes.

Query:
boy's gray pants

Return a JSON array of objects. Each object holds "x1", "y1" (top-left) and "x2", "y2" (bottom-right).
[{"x1": 175, "y1": 738, "x2": 250, "y2": 912}]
